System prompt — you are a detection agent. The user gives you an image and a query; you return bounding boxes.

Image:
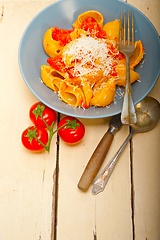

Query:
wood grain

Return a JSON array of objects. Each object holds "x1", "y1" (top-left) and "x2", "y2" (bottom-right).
[{"x1": 0, "y1": 1, "x2": 159, "y2": 240}]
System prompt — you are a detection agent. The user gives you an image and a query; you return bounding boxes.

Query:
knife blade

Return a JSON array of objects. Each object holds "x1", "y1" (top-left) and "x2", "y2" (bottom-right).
[{"x1": 77, "y1": 113, "x2": 122, "y2": 191}]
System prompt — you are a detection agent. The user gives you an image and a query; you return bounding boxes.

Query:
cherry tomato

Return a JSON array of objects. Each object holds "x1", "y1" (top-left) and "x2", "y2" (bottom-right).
[
  {"x1": 29, "y1": 102, "x2": 56, "y2": 128},
  {"x1": 21, "y1": 126, "x2": 48, "y2": 152},
  {"x1": 58, "y1": 116, "x2": 85, "y2": 144}
]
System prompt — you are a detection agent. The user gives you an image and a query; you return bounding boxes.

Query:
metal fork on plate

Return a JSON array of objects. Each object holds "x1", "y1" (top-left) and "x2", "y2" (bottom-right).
[{"x1": 119, "y1": 11, "x2": 137, "y2": 125}]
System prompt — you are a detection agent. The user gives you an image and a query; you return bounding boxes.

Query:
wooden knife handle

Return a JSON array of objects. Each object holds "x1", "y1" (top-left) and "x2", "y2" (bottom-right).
[{"x1": 78, "y1": 130, "x2": 114, "y2": 191}]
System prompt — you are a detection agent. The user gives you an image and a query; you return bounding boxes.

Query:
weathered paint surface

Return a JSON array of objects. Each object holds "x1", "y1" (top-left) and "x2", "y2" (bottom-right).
[{"x1": 0, "y1": 1, "x2": 159, "y2": 240}]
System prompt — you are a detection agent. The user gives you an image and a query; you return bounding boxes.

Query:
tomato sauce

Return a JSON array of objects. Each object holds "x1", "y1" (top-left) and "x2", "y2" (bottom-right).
[
  {"x1": 81, "y1": 17, "x2": 106, "y2": 39},
  {"x1": 47, "y1": 56, "x2": 67, "y2": 73},
  {"x1": 52, "y1": 27, "x2": 73, "y2": 46},
  {"x1": 116, "y1": 51, "x2": 125, "y2": 61},
  {"x1": 110, "y1": 62, "x2": 118, "y2": 77}
]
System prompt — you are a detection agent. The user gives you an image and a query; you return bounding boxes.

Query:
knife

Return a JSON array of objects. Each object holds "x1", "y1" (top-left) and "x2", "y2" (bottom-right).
[{"x1": 77, "y1": 113, "x2": 122, "y2": 191}]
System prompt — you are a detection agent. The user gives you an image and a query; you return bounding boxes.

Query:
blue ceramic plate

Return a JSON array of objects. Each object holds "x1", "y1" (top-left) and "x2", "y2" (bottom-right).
[{"x1": 18, "y1": 0, "x2": 160, "y2": 119}]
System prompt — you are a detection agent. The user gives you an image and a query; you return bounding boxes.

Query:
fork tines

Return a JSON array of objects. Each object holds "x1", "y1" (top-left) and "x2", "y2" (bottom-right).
[{"x1": 120, "y1": 11, "x2": 134, "y2": 47}]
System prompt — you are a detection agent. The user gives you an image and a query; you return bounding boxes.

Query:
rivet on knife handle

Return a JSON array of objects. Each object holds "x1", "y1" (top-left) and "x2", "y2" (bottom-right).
[{"x1": 78, "y1": 126, "x2": 116, "y2": 191}]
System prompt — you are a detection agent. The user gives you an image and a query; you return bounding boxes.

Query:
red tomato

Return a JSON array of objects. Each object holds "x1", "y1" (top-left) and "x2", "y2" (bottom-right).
[
  {"x1": 58, "y1": 116, "x2": 85, "y2": 144},
  {"x1": 29, "y1": 102, "x2": 56, "y2": 128},
  {"x1": 21, "y1": 126, "x2": 48, "y2": 152}
]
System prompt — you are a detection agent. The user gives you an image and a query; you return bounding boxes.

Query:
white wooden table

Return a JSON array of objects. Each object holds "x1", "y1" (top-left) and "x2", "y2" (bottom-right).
[{"x1": 0, "y1": 0, "x2": 159, "y2": 239}]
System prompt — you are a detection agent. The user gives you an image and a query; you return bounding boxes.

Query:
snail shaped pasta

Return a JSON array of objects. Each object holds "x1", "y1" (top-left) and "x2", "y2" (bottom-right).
[
  {"x1": 102, "y1": 19, "x2": 120, "y2": 45},
  {"x1": 73, "y1": 10, "x2": 104, "y2": 28},
  {"x1": 90, "y1": 77, "x2": 116, "y2": 107},
  {"x1": 114, "y1": 64, "x2": 140, "y2": 86},
  {"x1": 130, "y1": 40, "x2": 144, "y2": 67},
  {"x1": 59, "y1": 78, "x2": 93, "y2": 108},
  {"x1": 41, "y1": 65, "x2": 66, "y2": 93},
  {"x1": 41, "y1": 10, "x2": 144, "y2": 109},
  {"x1": 43, "y1": 28, "x2": 62, "y2": 57}
]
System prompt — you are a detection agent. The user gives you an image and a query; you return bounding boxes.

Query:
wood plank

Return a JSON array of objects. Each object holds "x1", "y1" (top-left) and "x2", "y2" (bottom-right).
[
  {"x1": 127, "y1": 0, "x2": 160, "y2": 239},
  {"x1": 57, "y1": 117, "x2": 132, "y2": 239},
  {"x1": 0, "y1": 2, "x2": 57, "y2": 239},
  {"x1": 0, "y1": 1, "x2": 159, "y2": 240}
]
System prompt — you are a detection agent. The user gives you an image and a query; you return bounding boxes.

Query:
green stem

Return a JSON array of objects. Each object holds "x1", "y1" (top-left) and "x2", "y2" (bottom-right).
[
  {"x1": 52, "y1": 122, "x2": 69, "y2": 135},
  {"x1": 41, "y1": 115, "x2": 51, "y2": 130},
  {"x1": 45, "y1": 122, "x2": 69, "y2": 153},
  {"x1": 34, "y1": 135, "x2": 48, "y2": 151},
  {"x1": 34, "y1": 122, "x2": 69, "y2": 153}
]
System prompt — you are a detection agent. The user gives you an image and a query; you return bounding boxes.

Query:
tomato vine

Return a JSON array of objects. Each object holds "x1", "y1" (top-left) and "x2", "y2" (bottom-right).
[{"x1": 22, "y1": 102, "x2": 83, "y2": 152}]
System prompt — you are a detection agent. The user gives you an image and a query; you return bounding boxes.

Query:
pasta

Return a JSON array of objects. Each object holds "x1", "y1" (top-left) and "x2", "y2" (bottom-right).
[{"x1": 41, "y1": 10, "x2": 144, "y2": 108}]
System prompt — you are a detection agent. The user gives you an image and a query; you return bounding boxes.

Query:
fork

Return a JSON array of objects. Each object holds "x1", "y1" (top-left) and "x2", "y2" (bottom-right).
[{"x1": 119, "y1": 11, "x2": 137, "y2": 125}]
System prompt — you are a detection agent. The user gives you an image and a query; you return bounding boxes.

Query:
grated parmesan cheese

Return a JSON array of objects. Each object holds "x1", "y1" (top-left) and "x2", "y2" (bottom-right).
[{"x1": 62, "y1": 35, "x2": 115, "y2": 78}]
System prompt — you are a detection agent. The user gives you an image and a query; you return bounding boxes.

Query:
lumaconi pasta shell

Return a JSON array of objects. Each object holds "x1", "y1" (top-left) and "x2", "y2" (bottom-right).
[
  {"x1": 81, "y1": 80, "x2": 93, "y2": 108},
  {"x1": 59, "y1": 78, "x2": 92, "y2": 108},
  {"x1": 102, "y1": 19, "x2": 120, "y2": 44},
  {"x1": 90, "y1": 77, "x2": 116, "y2": 107},
  {"x1": 59, "y1": 80, "x2": 86, "y2": 107},
  {"x1": 130, "y1": 40, "x2": 144, "y2": 67},
  {"x1": 65, "y1": 77, "x2": 82, "y2": 87},
  {"x1": 41, "y1": 65, "x2": 65, "y2": 92},
  {"x1": 115, "y1": 64, "x2": 140, "y2": 86},
  {"x1": 72, "y1": 10, "x2": 104, "y2": 29},
  {"x1": 43, "y1": 28, "x2": 62, "y2": 57}
]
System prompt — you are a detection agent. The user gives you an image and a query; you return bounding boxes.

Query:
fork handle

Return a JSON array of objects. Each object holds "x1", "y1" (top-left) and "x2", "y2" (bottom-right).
[
  {"x1": 92, "y1": 128, "x2": 136, "y2": 195},
  {"x1": 126, "y1": 55, "x2": 131, "y2": 88},
  {"x1": 121, "y1": 55, "x2": 137, "y2": 125}
]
